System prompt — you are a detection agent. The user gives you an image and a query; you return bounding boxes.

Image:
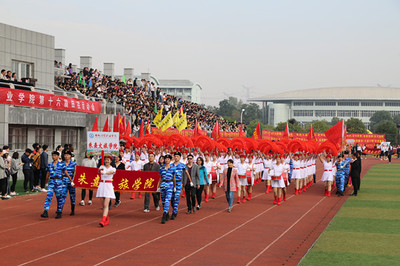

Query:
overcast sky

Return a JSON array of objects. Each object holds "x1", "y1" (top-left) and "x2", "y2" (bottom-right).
[{"x1": 2, "y1": 0, "x2": 400, "y2": 105}]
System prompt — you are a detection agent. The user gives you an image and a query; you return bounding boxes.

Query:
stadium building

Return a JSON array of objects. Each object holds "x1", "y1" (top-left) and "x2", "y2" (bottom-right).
[{"x1": 250, "y1": 87, "x2": 400, "y2": 129}]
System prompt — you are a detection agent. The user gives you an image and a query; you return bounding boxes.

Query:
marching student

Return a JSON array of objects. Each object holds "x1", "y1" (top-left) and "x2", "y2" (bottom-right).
[
  {"x1": 113, "y1": 155, "x2": 125, "y2": 207},
  {"x1": 143, "y1": 151, "x2": 161, "y2": 213},
  {"x1": 319, "y1": 154, "x2": 334, "y2": 197},
  {"x1": 236, "y1": 154, "x2": 250, "y2": 203},
  {"x1": 127, "y1": 153, "x2": 144, "y2": 200},
  {"x1": 335, "y1": 154, "x2": 346, "y2": 196},
  {"x1": 62, "y1": 151, "x2": 77, "y2": 216},
  {"x1": 80, "y1": 152, "x2": 96, "y2": 206},
  {"x1": 196, "y1": 157, "x2": 209, "y2": 210},
  {"x1": 219, "y1": 159, "x2": 239, "y2": 213},
  {"x1": 170, "y1": 152, "x2": 186, "y2": 220},
  {"x1": 291, "y1": 153, "x2": 301, "y2": 195},
  {"x1": 97, "y1": 156, "x2": 116, "y2": 227},
  {"x1": 182, "y1": 154, "x2": 200, "y2": 214},
  {"x1": 159, "y1": 154, "x2": 176, "y2": 224},
  {"x1": 246, "y1": 156, "x2": 256, "y2": 201},
  {"x1": 269, "y1": 156, "x2": 285, "y2": 206},
  {"x1": 207, "y1": 154, "x2": 221, "y2": 199},
  {"x1": 262, "y1": 153, "x2": 273, "y2": 194},
  {"x1": 350, "y1": 153, "x2": 361, "y2": 196}
]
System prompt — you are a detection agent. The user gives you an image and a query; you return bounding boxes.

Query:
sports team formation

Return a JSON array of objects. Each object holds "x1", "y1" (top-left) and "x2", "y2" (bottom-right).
[{"x1": 1, "y1": 1, "x2": 400, "y2": 265}]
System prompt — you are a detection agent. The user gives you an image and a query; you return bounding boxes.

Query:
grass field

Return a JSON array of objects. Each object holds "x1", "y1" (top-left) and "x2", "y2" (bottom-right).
[{"x1": 300, "y1": 163, "x2": 400, "y2": 266}]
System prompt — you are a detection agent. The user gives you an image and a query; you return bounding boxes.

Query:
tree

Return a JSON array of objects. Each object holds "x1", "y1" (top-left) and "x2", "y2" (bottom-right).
[
  {"x1": 370, "y1": 111, "x2": 393, "y2": 131},
  {"x1": 218, "y1": 99, "x2": 235, "y2": 117},
  {"x1": 274, "y1": 120, "x2": 305, "y2": 133},
  {"x1": 393, "y1": 115, "x2": 400, "y2": 127},
  {"x1": 331, "y1": 117, "x2": 340, "y2": 126},
  {"x1": 345, "y1": 118, "x2": 368, "y2": 134},
  {"x1": 374, "y1": 120, "x2": 398, "y2": 144},
  {"x1": 246, "y1": 119, "x2": 274, "y2": 137},
  {"x1": 242, "y1": 103, "x2": 262, "y2": 124},
  {"x1": 305, "y1": 120, "x2": 330, "y2": 133}
]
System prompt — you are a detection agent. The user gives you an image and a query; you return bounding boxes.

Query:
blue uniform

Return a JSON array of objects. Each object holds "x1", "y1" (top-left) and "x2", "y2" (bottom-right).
[
  {"x1": 44, "y1": 162, "x2": 66, "y2": 212},
  {"x1": 288, "y1": 160, "x2": 293, "y2": 182},
  {"x1": 62, "y1": 161, "x2": 77, "y2": 207},
  {"x1": 335, "y1": 161, "x2": 346, "y2": 192},
  {"x1": 159, "y1": 165, "x2": 176, "y2": 213},
  {"x1": 171, "y1": 162, "x2": 186, "y2": 214},
  {"x1": 343, "y1": 157, "x2": 351, "y2": 186}
]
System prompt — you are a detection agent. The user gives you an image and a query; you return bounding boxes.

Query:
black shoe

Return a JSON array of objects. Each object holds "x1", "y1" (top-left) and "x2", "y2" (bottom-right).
[
  {"x1": 161, "y1": 212, "x2": 167, "y2": 224},
  {"x1": 350, "y1": 193, "x2": 357, "y2": 196},
  {"x1": 114, "y1": 200, "x2": 121, "y2": 207},
  {"x1": 197, "y1": 205, "x2": 200, "y2": 210},
  {"x1": 55, "y1": 212, "x2": 62, "y2": 219},
  {"x1": 166, "y1": 213, "x2": 170, "y2": 221},
  {"x1": 193, "y1": 207, "x2": 196, "y2": 213},
  {"x1": 70, "y1": 205, "x2": 75, "y2": 216},
  {"x1": 171, "y1": 213, "x2": 177, "y2": 220},
  {"x1": 186, "y1": 210, "x2": 192, "y2": 214},
  {"x1": 41, "y1": 210, "x2": 48, "y2": 218}
]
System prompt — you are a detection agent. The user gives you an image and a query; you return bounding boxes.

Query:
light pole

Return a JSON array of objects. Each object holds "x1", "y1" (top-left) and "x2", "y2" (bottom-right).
[{"x1": 240, "y1": 109, "x2": 245, "y2": 124}]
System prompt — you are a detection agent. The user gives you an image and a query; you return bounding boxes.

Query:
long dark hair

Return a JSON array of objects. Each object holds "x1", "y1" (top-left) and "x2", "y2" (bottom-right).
[
  {"x1": 197, "y1": 157, "x2": 204, "y2": 166},
  {"x1": 12, "y1": 152, "x2": 19, "y2": 159}
]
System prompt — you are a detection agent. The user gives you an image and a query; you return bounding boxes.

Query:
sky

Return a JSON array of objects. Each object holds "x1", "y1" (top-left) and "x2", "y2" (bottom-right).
[{"x1": 2, "y1": 0, "x2": 400, "y2": 105}]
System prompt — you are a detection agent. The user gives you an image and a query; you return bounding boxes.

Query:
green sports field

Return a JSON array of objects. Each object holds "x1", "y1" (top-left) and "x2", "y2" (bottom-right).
[{"x1": 300, "y1": 163, "x2": 400, "y2": 266}]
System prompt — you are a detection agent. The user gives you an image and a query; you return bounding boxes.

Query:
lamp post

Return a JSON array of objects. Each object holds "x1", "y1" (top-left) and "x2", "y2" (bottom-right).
[{"x1": 240, "y1": 109, "x2": 245, "y2": 124}]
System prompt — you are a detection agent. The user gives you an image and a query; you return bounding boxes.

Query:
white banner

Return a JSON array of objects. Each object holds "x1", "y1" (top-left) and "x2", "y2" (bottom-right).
[{"x1": 87, "y1": 131, "x2": 119, "y2": 156}]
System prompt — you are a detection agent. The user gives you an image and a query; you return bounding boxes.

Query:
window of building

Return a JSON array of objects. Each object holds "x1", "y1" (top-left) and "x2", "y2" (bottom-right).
[
  {"x1": 389, "y1": 111, "x2": 400, "y2": 116},
  {"x1": 361, "y1": 111, "x2": 375, "y2": 117},
  {"x1": 293, "y1": 110, "x2": 313, "y2": 116},
  {"x1": 293, "y1": 101, "x2": 313, "y2": 106},
  {"x1": 315, "y1": 110, "x2": 336, "y2": 117},
  {"x1": 12, "y1": 60, "x2": 34, "y2": 79},
  {"x1": 337, "y1": 101, "x2": 359, "y2": 106},
  {"x1": 269, "y1": 108, "x2": 275, "y2": 125},
  {"x1": 35, "y1": 128, "x2": 55, "y2": 150},
  {"x1": 361, "y1": 101, "x2": 383, "y2": 106},
  {"x1": 337, "y1": 110, "x2": 359, "y2": 117},
  {"x1": 385, "y1": 101, "x2": 400, "y2": 107},
  {"x1": 8, "y1": 126, "x2": 28, "y2": 150},
  {"x1": 184, "y1": 88, "x2": 191, "y2": 95},
  {"x1": 176, "y1": 88, "x2": 183, "y2": 95},
  {"x1": 61, "y1": 128, "x2": 78, "y2": 149},
  {"x1": 315, "y1": 101, "x2": 336, "y2": 106}
]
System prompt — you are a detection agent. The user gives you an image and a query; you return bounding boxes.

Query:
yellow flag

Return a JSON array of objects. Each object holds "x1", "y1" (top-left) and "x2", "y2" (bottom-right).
[
  {"x1": 176, "y1": 113, "x2": 187, "y2": 132},
  {"x1": 160, "y1": 112, "x2": 174, "y2": 131},
  {"x1": 172, "y1": 111, "x2": 180, "y2": 125},
  {"x1": 153, "y1": 106, "x2": 163, "y2": 129}
]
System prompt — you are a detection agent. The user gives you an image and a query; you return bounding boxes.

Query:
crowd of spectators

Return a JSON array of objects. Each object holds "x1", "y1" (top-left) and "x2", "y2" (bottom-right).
[
  {"x1": 0, "y1": 69, "x2": 20, "y2": 82},
  {"x1": 55, "y1": 64, "x2": 245, "y2": 133}
]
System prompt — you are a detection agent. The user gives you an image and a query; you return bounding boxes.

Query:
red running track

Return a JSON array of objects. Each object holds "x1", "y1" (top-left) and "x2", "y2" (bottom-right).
[{"x1": 0, "y1": 158, "x2": 385, "y2": 266}]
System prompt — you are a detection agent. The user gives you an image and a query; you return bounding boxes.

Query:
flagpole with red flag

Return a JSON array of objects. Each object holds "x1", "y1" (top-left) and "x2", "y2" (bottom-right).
[
  {"x1": 325, "y1": 120, "x2": 344, "y2": 150},
  {"x1": 252, "y1": 122, "x2": 262, "y2": 140},
  {"x1": 113, "y1": 112, "x2": 120, "y2": 133},
  {"x1": 239, "y1": 124, "x2": 244, "y2": 137},
  {"x1": 307, "y1": 124, "x2": 316, "y2": 141},
  {"x1": 139, "y1": 120, "x2": 145, "y2": 138},
  {"x1": 283, "y1": 122, "x2": 290, "y2": 139},
  {"x1": 92, "y1": 117, "x2": 99, "y2": 132},
  {"x1": 145, "y1": 120, "x2": 151, "y2": 135},
  {"x1": 212, "y1": 121, "x2": 220, "y2": 140},
  {"x1": 125, "y1": 121, "x2": 132, "y2": 136}
]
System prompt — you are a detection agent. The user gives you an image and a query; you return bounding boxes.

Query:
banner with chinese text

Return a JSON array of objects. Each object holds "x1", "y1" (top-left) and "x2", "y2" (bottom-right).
[
  {"x1": 73, "y1": 166, "x2": 161, "y2": 192},
  {"x1": 87, "y1": 131, "x2": 119, "y2": 156},
  {"x1": 0, "y1": 87, "x2": 101, "y2": 114},
  {"x1": 151, "y1": 127, "x2": 239, "y2": 138}
]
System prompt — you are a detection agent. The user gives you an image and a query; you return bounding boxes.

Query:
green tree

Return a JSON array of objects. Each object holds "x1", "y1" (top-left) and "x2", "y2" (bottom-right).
[
  {"x1": 218, "y1": 99, "x2": 235, "y2": 117},
  {"x1": 305, "y1": 120, "x2": 330, "y2": 133},
  {"x1": 274, "y1": 120, "x2": 305, "y2": 133},
  {"x1": 331, "y1": 117, "x2": 340, "y2": 126},
  {"x1": 374, "y1": 120, "x2": 398, "y2": 144},
  {"x1": 345, "y1": 118, "x2": 368, "y2": 134},
  {"x1": 370, "y1": 111, "x2": 393, "y2": 131},
  {"x1": 393, "y1": 115, "x2": 400, "y2": 127},
  {"x1": 242, "y1": 103, "x2": 262, "y2": 124},
  {"x1": 246, "y1": 119, "x2": 274, "y2": 137}
]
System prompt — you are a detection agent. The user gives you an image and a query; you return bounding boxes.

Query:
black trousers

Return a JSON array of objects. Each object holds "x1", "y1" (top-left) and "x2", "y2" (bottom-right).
[
  {"x1": 196, "y1": 185, "x2": 204, "y2": 206},
  {"x1": 11, "y1": 173, "x2": 18, "y2": 192},
  {"x1": 0, "y1": 177, "x2": 7, "y2": 196},
  {"x1": 81, "y1": 189, "x2": 93, "y2": 201},
  {"x1": 33, "y1": 169, "x2": 41, "y2": 187},
  {"x1": 115, "y1": 191, "x2": 120, "y2": 202},
  {"x1": 185, "y1": 184, "x2": 196, "y2": 211},
  {"x1": 144, "y1": 192, "x2": 160, "y2": 210},
  {"x1": 23, "y1": 169, "x2": 34, "y2": 191},
  {"x1": 351, "y1": 174, "x2": 360, "y2": 194},
  {"x1": 40, "y1": 169, "x2": 47, "y2": 188}
]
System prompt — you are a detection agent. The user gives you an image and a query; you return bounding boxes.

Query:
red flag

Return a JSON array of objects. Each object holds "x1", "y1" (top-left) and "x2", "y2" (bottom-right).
[
  {"x1": 103, "y1": 117, "x2": 111, "y2": 132},
  {"x1": 121, "y1": 116, "x2": 126, "y2": 134},
  {"x1": 139, "y1": 120, "x2": 144, "y2": 138},
  {"x1": 145, "y1": 120, "x2": 151, "y2": 135},
  {"x1": 113, "y1": 113, "x2": 121, "y2": 133},
  {"x1": 194, "y1": 120, "x2": 202, "y2": 136},
  {"x1": 325, "y1": 120, "x2": 344, "y2": 147},
  {"x1": 125, "y1": 121, "x2": 132, "y2": 136},
  {"x1": 307, "y1": 124, "x2": 316, "y2": 141},
  {"x1": 212, "y1": 121, "x2": 220, "y2": 140},
  {"x1": 283, "y1": 123, "x2": 290, "y2": 139},
  {"x1": 239, "y1": 124, "x2": 244, "y2": 137},
  {"x1": 92, "y1": 117, "x2": 99, "y2": 132},
  {"x1": 252, "y1": 122, "x2": 261, "y2": 140}
]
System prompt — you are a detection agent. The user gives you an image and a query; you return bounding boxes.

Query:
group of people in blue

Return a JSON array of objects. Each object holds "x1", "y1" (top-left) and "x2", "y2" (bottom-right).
[{"x1": 40, "y1": 151, "x2": 77, "y2": 219}]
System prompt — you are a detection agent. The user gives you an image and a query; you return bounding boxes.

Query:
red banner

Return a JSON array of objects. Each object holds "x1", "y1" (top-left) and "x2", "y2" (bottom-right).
[
  {"x1": 73, "y1": 166, "x2": 161, "y2": 192},
  {"x1": 262, "y1": 130, "x2": 385, "y2": 147},
  {"x1": 0, "y1": 87, "x2": 101, "y2": 114},
  {"x1": 151, "y1": 127, "x2": 239, "y2": 138}
]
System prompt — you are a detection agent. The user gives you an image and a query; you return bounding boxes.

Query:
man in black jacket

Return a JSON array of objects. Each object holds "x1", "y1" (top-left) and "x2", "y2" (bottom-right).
[
  {"x1": 143, "y1": 152, "x2": 161, "y2": 212},
  {"x1": 350, "y1": 153, "x2": 361, "y2": 196}
]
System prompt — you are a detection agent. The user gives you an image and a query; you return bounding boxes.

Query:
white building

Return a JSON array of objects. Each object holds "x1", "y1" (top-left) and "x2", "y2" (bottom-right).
[
  {"x1": 152, "y1": 77, "x2": 202, "y2": 104},
  {"x1": 250, "y1": 87, "x2": 400, "y2": 129}
]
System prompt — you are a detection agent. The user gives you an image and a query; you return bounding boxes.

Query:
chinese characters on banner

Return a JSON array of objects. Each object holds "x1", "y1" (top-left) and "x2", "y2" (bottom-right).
[
  {"x1": 262, "y1": 130, "x2": 386, "y2": 147},
  {"x1": 87, "y1": 131, "x2": 119, "y2": 156},
  {"x1": 151, "y1": 127, "x2": 240, "y2": 138},
  {"x1": 73, "y1": 166, "x2": 161, "y2": 192},
  {"x1": 0, "y1": 87, "x2": 101, "y2": 114}
]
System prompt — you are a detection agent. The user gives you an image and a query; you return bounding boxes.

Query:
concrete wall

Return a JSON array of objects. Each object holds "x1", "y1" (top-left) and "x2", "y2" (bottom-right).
[
  {"x1": 55, "y1": 48, "x2": 65, "y2": 65},
  {"x1": 80, "y1": 56, "x2": 92, "y2": 69},
  {"x1": 104, "y1": 63, "x2": 114, "y2": 77},
  {"x1": 123, "y1": 68, "x2": 134, "y2": 80},
  {"x1": 0, "y1": 23, "x2": 55, "y2": 90}
]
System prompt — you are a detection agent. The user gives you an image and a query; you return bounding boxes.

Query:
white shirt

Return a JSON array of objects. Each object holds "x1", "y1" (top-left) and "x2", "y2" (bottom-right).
[
  {"x1": 101, "y1": 166, "x2": 116, "y2": 181},
  {"x1": 237, "y1": 162, "x2": 250, "y2": 176},
  {"x1": 129, "y1": 160, "x2": 144, "y2": 171}
]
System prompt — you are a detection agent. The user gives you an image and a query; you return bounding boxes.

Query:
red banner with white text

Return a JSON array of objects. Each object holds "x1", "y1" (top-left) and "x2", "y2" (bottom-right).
[
  {"x1": 150, "y1": 127, "x2": 239, "y2": 138},
  {"x1": 0, "y1": 87, "x2": 101, "y2": 114},
  {"x1": 73, "y1": 166, "x2": 161, "y2": 192}
]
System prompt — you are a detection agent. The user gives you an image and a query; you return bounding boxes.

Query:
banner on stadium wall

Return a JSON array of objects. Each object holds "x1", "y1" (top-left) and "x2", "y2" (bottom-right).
[
  {"x1": 73, "y1": 166, "x2": 161, "y2": 192},
  {"x1": 262, "y1": 130, "x2": 385, "y2": 146},
  {"x1": 0, "y1": 87, "x2": 101, "y2": 114},
  {"x1": 151, "y1": 127, "x2": 239, "y2": 138},
  {"x1": 87, "y1": 131, "x2": 119, "y2": 156}
]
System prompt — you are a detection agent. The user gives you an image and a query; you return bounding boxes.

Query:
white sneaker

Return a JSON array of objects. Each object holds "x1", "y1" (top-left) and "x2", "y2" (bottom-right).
[
  {"x1": 79, "y1": 200, "x2": 85, "y2": 206},
  {"x1": 5, "y1": 195, "x2": 11, "y2": 199},
  {"x1": 88, "y1": 200, "x2": 92, "y2": 205},
  {"x1": 41, "y1": 188, "x2": 47, "y2": 192},
  {"x1": 155, "y1": 206, "x2": 160, "y2": 211},
  {"x1": 143, "y1": 209, "x2": 150, "y2": 213},
  {"x1": 10, "y1": 192, "x2": 16, "y2": 196}
]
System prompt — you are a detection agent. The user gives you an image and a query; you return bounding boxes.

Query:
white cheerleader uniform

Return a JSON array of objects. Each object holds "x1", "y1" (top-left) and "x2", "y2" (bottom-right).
[
  {"x1": 218, "y1": 156, "x2": 228, "y2": 175},
  {"x1": 237, "y1": 162, "x2": 250, "y2": 186},
  {"x1": 205, "y1": 161, "x2": 219, "y2": 184},
  {"x1": 321, "y1": 161, "x2": 334, "y2": 182},
  {"x1": 248, "y1": 163, "x2": 256, "y2": 186},
  {"x1": 291, "y1": 160, "x2": 301, "y2": 179},
  {"x1": 271, "y1": 164, "x2": 285, "y2": 188},
  {"x1": 130, "y1": 160, "x2": 144, "y2": 171},
  {"x1": 300, "y1": 160, "x2": 306, "y2": 179},
  {"x1": 262, "y1": 158, "x2": 272, "y2": 181},
  {"x1": 96, "y1": 166, "x2": 116, "y2": 199}
]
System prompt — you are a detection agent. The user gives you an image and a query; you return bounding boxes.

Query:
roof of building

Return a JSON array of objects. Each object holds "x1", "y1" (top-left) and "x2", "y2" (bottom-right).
[
  {"x1": 249, "y1": 87, "x2": 400, "y2": 102},
  {"x1": 158, "y1": 79, "x2": 194, "y2": 87}
]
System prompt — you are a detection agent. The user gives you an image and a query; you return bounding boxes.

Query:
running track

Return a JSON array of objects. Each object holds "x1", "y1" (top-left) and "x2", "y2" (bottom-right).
[{"x1": 0, "y1": 158, "x2": 385, "y2": 265}]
